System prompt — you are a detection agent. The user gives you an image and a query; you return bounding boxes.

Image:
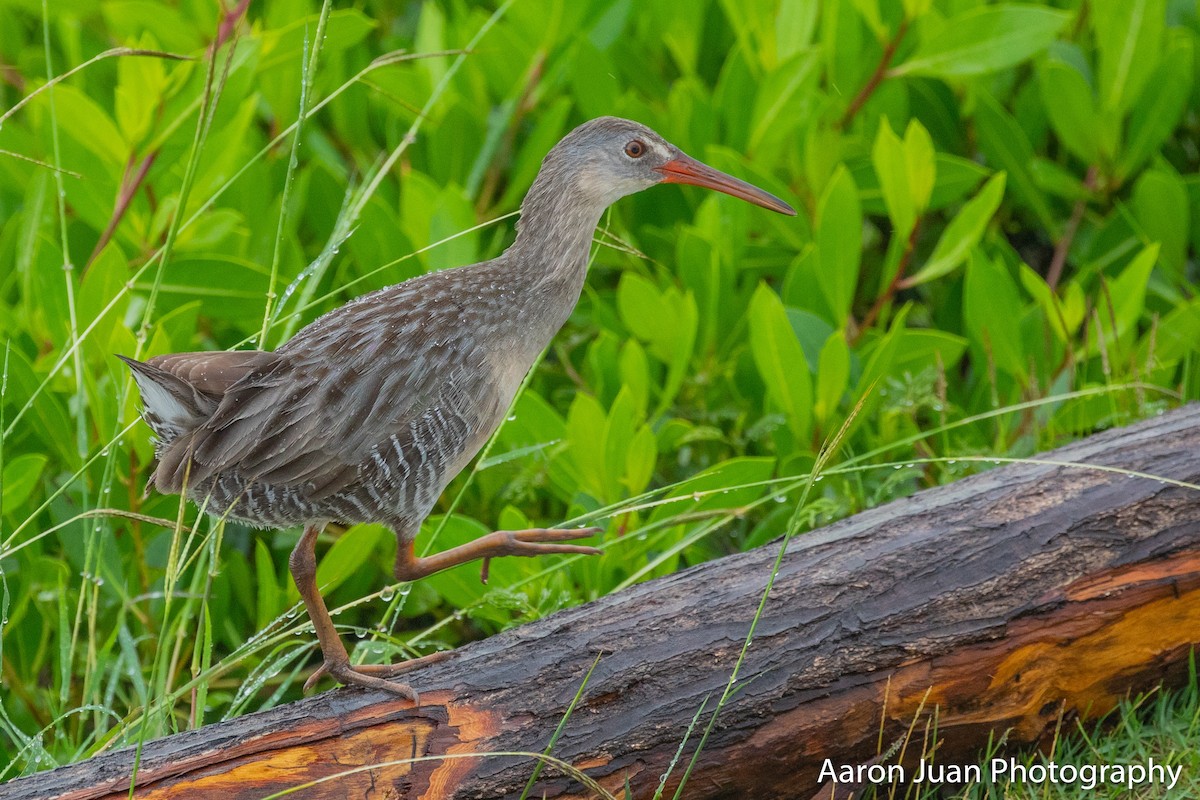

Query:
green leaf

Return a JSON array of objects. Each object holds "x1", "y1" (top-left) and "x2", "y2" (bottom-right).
[
  {"x1": 815, "y1": 166, "x2": 862, "y2": 326},
  {"x1": 616, "y1": 273, "x2": 663, "y2": 342},
  {"x1": 102, "y1": 1, "x2": 202, "y2": 51},
  {"x1": 1107, "y1": 244, "x2": 1158, "y2": 341},
  {"x1": 1019, "y1": 263, "x2": 1072, "y2": 342},
  {"x1": 814, "y1": 332, "x2": 850, "y2": 424},
  {"x1": 776, "y1": 0, "x2": 819, "y2": 61},
  {"x1": 964, "y1": 251, "x2": 1026, "y2": 377},
  {"x1": 115, "y1": 33, "x2": 167, "y2": 148},
  {"x1": 822, "y1": 0, "x2": 866, "y2": 96},
  {"x1": 851, "y1": 0, "x2": 887, "y2": 40},
  {"x1": 2, "y1": 348, "x2": 75, "y2": 467},
  {"x1": 79, "y1": 243, "x2": 128, "y2": 359},
  {"x1": 1092, "y1": 0, "x2": 1164, "y2": 113},
  {"x1": 676, "y1": 227, "x2": 730, "y2": 356},
  {"x1": 749, "y1": 284, "x2": 813, "y2": 442},
  {"x1": 618, "y1": 340, "x2": 651, "y2": 419},
  {"x1": 1036, "y1": 56, "x2": 1102, "y2": 163},
  {"x1": 477, "y1": 440, "x2": 560, "y2": 471},
  {"x1": 854, "y1": 154, "x2": 990, "y2": 215},
  {"x1": 974, "y1": 90, "x2": 1057, "y2": 234},
  {"x1": 1137, "y1": 298, "x2": 1200, "y2": 369},
  {"x1": 905, "y1": 172, "x2": 1006, "y2": 287},
  {"x1": 399, "y1": 172, "x2": 478, "y2": 272},
  {"x1": 260, "y1": 9, "x2": 377, "y2": 69},
  {"x1": 851, "y1": 305, "x2": 911, "y2": 420},
  {"x1": 623, "y1": 424, "x2": 657, "y2": 496},
  {"x1": 750, "y1": 51, "x2": 821, "y2": 152},
  {"x1": 254, "y1": 539, "x2": 281, "y2": 632},
  {"x1": 1131, "y1": 168, "x2": 1188, "y2": 277},
  {"x1": 1030, "y1": 157, "x2": 1092, "y2": 203},
  {"x1": 651, "y1": 457, "x2": 777, "y2": 523},
  {"x1": 873, "y1": 119, "x2": 913, "y2": 236},
  {"x1": 892, "y1": 329, "x2": 968, "y2": 374},
  {"x1": 893, "y1": 5, "x2": 1069, "y2": 78},
  {"x1": 616, "y1": 273, "x2": 698, "y2": 416},
  {"x1": 604, "y1": 387, "x2": 655, "y2": 498},
  {"x1": 904, "y1": 122, "x2": 936, "y2": 218},
  {"x1": 565, "y1": 392, "x2": 610, "y2": 501},
  {"x1": 786, "y1": 307, "x2": 836, "y2": 371},
  {"x1": 49, "y1": 85, "x2": 126, "y2": 167},
  {"x1": 420, "y1": 515, "x2": 494, "y2": 609},
  {"x1": 314, "y1": 524, "x2": 387, "y2": 597},
  {"x1": 1118, "y1": 33, "x2": 1193, "y2": 180},
  {"x1": 2, "y1": 454, "x2": 48, "y2": 511},
  {"x1": 872, "y1": 118, "x2": 935, "y2": 237}
]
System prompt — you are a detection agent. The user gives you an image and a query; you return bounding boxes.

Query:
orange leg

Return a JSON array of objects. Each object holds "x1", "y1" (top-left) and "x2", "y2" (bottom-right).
[
  {"x1": 393, "y1": 527, "x2": 603, "y2": 583},
  {"x1": 289, "y1": 524, "x2": 447, "y2": 699},
  {"x1": 290, "y1": 525, "x2": 601, "y2": 697}
]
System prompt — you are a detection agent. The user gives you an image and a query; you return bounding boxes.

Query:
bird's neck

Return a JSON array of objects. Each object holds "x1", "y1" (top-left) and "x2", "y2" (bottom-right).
[{"x1": 505, "y1": 165, "x2": 607, "y2": 301}]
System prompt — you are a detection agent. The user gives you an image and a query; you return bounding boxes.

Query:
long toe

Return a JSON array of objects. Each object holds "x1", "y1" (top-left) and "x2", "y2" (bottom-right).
[
  {"x1": 304, "y1": 651, "x2": 451, "y2": 691},
  {"x1": 328, "y1": 662, "x2": 420, "y2": 702},
  {"x1": 502, "y1": 531, "x2": 602, "y2": 556},
  {"x1": 513, "y1": 527, "x2": 603, "y2": 543},
  {"x1": 357, "y1": 651, "x2": 453, "y2": 677},
  {"x1": 535, "y1": 544, "x2": 602, "y2": 555}
]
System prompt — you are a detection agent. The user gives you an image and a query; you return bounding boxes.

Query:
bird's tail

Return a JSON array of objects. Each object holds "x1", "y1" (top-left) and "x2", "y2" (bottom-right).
[{"x1": 117, "y1": 355, "x2": 219, "y2": 445}]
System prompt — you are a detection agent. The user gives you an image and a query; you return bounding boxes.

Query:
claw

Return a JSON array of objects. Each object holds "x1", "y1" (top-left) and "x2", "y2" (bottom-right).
[
  {"x1": 307, "y1": 662, "x2": 418, "y2": 701},
  {"x1": 303, "y1": 650, "x2": 453, "y2": 696},
  {"x1": 476, "y1": 528, "x2": 603, "y2": 583}
]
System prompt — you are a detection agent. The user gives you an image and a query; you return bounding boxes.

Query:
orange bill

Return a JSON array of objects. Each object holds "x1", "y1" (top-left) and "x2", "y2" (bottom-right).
[{"x1": 656, "y1": 153, "x2": 796, "y2": 215}]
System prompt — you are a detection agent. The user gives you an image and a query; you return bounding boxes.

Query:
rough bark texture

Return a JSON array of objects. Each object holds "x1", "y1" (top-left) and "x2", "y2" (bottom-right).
[{"x1": 6, "y1": 405, "x2": 1200, "y2": 800}]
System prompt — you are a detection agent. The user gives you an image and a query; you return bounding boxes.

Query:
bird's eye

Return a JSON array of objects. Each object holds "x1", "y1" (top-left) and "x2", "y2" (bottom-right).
[{"x1": 624, "y1": 140, "x2": 646, "y2": 158}]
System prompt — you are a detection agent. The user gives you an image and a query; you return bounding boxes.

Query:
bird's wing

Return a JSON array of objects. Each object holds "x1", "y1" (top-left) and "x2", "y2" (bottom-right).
[
  {"x1": 179, "y1": 320, "x2": 485, "y2": 502},
  {"x1": 122, "y1": 351, "x2": 277, "y2": 439},
  {"x1": 146, "y1": 350, "x2": 279, "y2": 395}
]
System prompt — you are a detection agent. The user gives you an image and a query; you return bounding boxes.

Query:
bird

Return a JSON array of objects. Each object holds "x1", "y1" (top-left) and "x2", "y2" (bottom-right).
[{"x1": 120, "y1": 116, "x2": 796, "y2": 700}]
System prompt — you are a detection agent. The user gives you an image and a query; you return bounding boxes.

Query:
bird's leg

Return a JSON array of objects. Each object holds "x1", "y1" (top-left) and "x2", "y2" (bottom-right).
[
  {"x1": 394, "y1": 527, "x2": 603, "y2": 584},
  {"x1": 289, "y1": 523, "x2": 425, "y2": 699}
]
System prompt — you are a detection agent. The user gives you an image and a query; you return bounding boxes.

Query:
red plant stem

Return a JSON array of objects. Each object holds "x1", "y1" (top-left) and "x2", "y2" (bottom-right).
[
  {"x1": 1046, "y1": 165, "x2": 1098, "y2": 293},
  {"x1": 212, "y1": 0, "x2": 251, "y2": 55},
  {"x1": 839, "y1": 17, "x2": 910, "y2": 129},
  {"x1": 84, "y1": 150, "x2": 158, "y2": 273},
  {"x1": 854, "y1": 218, "x2": 921, "y2": 342}
]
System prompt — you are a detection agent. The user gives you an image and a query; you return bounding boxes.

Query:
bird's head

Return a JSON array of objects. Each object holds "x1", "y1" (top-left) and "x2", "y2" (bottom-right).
[{"x1": 544, "y1": 116, "x2": 796, "y2": 215}]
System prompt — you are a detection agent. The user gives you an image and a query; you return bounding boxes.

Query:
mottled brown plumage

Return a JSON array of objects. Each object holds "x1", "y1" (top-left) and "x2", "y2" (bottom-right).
[{"x1": 122, "y1": 116, "x2": 795, "y2": 698}]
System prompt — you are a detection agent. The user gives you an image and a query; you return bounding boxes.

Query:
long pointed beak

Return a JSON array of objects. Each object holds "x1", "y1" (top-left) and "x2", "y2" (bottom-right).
[{"x1": 655, "y1": 153, "x2": 796, "y2": 216}]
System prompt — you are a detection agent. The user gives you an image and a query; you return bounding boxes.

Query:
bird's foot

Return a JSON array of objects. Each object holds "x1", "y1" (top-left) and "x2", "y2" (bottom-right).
[
  {"x1": 480, "y1": 527, "x2": 603, "y2": 583},
  {"x1": 303, "y1": 650, "x2": 451, "y2": 698}
]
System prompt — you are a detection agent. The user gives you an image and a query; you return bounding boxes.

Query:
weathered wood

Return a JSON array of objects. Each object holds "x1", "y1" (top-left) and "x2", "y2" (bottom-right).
[{"x1": 6, "y1": 405, "x2": 1200, "y2": 800}]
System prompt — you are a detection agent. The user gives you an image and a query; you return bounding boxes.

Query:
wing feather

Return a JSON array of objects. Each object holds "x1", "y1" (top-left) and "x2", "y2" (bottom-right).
[
  {"x1": 182, "y1": 320, "x2": 469, "y2": 497},
  {"x1": 168, "y1": 265, "x2": 518, "y2": 510}
]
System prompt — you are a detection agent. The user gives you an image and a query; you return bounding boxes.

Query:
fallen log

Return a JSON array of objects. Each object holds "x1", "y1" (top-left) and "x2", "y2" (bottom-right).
[{"x1": 6, "y1": 404, "x2": 1200, "y2": 800}]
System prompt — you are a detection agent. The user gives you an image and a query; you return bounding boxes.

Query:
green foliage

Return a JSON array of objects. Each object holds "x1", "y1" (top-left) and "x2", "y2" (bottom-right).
[{"x1": 0, "y1": 0, "x2": 1197, "y2": 785}]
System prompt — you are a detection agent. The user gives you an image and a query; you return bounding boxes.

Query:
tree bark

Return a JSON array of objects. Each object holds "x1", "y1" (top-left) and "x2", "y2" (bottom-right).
[{"x1": 6, "y1": 405, "x2": 1200, "y2": 800}]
